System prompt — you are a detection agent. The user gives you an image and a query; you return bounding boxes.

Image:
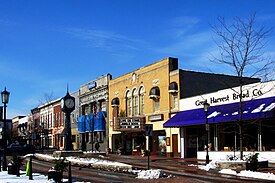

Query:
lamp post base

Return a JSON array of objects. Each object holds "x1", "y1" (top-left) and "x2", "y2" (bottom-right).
[{"x1": 206, "y1": 154, "x2": 210, "y2": 164}]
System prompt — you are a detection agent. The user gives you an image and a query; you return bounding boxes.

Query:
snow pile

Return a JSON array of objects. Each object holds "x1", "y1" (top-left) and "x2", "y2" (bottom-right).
[
  {"x1": 219, "y1": 169, "x2": 237, "y2": 175},
  {"x1": 220, "y1": 168, "x2": 275, "y2": 181},
  {"x1": 198, "y1": 159, "x2": 218, "y2": 171},
  {"x1": 34, "y1": 153, "x2": 132, "y2": 172},
  {"x1": 136, "y1": 169, "x2": 164, "y2": 179},
  {"x1": 238, "y1": 170, "x2": 275, "y2": 180},
  {"x1": 66, "y1": 156, "x2": 132, "y2": 171},
  {"x1": 197, "y1": 159, "x2": 275, "y2": 181}
]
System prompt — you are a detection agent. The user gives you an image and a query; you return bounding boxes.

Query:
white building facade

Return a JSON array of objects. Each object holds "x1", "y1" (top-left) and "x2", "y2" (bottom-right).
[{"x1": 164, "y1": 81, "x2": 275, "y2": 161}]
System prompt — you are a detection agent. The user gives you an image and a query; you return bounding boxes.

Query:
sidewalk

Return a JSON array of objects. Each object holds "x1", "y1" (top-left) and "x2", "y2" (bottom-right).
[{"x1": 107, "y1": 153, "x2": 275, "y2": 182}]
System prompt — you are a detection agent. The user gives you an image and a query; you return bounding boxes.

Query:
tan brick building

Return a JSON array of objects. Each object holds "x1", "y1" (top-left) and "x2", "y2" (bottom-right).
[
  {"x1": 108, "y1": 57, "x2": 260, "y2": 157},
  {"x1": 109, "y1": 58, "x2": 181, "y2": 156}
]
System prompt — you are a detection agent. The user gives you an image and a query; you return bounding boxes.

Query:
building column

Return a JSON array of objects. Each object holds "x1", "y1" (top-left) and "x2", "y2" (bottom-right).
[
  {"x1": 88, "y1": 103, "x2": 93, "y2": 143},
  {"x1": 180, "y1": 127, "x2": 185, "y2": 159},
  {"x1": 214, "y1": 124, "x2": 218, "y2": 151},
  {"x1": 258, "y1": 122, "x2": 262, "y2": 151}
]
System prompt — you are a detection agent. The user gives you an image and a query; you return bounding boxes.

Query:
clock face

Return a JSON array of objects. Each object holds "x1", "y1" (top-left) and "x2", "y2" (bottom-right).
[{"x1": 65, "y1": 98, "x2": 74, "y2": 108}]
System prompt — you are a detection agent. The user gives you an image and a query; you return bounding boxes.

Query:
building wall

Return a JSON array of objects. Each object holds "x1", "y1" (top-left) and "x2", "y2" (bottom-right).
[
  {"x1": 179, "y1": 70, "x2": 260, "y2": 99},
  {"x1": 53, "y1": 99, "x2": 64, "y2": 150},
  {"x1": 178, "y1": 80, "x2": 275, "y2": 159},
  {"x1": 71, "y1": 90, "x2": 80, "y2": 150},
  {"x1": 38, "y1": 99, "x2": 57, "y2": 148},
  {"x1": 108, "y1": 57, "x2": 180, "y2": 156},
  {"x1": 11, "y1": 116, "x2": 25, "y2": 143},
  {"x1": 79, "y1": 74, "x2": 111, "y2": 151}
]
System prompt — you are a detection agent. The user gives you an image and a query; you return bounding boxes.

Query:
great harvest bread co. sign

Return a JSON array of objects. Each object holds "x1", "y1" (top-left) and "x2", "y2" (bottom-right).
[{"x1": 181, "y1": 81, "x2": 275, "y2": 111}]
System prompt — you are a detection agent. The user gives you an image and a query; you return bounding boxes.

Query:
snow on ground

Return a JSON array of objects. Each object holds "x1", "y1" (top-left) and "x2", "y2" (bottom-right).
[
  {"x1": 33, "y1": 153, "x2": 166, "y2": 180},
  {"x1": 0, "y1": 170, "x2": 83, "y2": 183},
  {"x1": 18, "y1": 153, "x2": 275, "y2": 181},
  {"x1": 198, "y1": 159, "x2": 275, "y2": 181},
  {"x1": 135, "y1": 169, "x2": 164, "y2": 179}
]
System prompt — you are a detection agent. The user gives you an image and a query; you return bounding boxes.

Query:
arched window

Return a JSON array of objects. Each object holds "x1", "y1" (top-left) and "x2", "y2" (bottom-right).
[
  {"x1": 149, "y1": 87, "x2": 160, "y2": 112},
  {"x1": 139, "y1": 86, "x2": 145, "y2": 115},
  {"x1": 111, "y1": 98, "x2": 120, "y2": 107},
  {"x1": 126, "y1": 90, "x2": 132, "y2": 117},
  {"x1": 169, "y1": 82, "x2": 178, "y2": 110},
  {"x1": 132, "y1": 88, "x2": 138, "y2": 116}
]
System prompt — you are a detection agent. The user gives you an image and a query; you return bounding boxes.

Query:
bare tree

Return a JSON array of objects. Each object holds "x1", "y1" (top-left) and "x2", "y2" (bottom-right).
[
  {"x1": 211, "y1": 13, "x2": 275, "y2": 159},
  {"x1": 38, "y1": 91, "x2": 55, "y2": 105}
]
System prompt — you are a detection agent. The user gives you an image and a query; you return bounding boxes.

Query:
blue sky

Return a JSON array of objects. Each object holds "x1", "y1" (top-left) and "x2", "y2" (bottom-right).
[{"x1": 0, "y1": 0, "x2": 274, "y2": 118}]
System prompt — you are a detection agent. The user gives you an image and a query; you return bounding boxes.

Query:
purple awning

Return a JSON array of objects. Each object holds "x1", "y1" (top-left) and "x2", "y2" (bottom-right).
[{"x1": 163, "y1": 96, "x2": 275, "y2": 127}]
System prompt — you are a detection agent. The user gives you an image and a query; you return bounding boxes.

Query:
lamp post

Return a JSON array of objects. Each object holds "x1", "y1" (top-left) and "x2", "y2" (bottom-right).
[
  {"x1": 203, "y1": 100, "x2": 210, "y2": 164},
  {"x1": 1, "y1": 87, "x2": 10, "y2": 171}
]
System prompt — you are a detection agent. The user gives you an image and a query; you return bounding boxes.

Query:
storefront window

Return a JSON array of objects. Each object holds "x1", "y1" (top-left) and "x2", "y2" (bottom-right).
[{"x1": 158, "y1": 136, "x2": 166, "y2": 156}]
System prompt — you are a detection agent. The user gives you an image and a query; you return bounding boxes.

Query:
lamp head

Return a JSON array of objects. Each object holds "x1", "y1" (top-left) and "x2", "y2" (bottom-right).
[
  {"x1": 203, "y1": 100, "x2": 210, "y2": 112},
  {"x1": 1, "y1": 87, "x2": 10, "y2": 104}
]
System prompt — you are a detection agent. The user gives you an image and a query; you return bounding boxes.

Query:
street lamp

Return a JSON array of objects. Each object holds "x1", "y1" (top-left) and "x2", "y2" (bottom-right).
[
  {"x1": 1, "y1": 87, "x2": 10, "y2": 171},
  {"x1": 203, "y1": 100, "x2": 210, "y2": 164}
]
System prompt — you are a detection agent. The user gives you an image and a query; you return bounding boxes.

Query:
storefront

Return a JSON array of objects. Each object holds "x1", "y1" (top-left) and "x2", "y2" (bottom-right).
[
  {"x1": 79, "y1": 74, "x2": 111, "y2": 151},
  {"x1": 164, "y1": 81, "x2": 275, "y2": 160}
]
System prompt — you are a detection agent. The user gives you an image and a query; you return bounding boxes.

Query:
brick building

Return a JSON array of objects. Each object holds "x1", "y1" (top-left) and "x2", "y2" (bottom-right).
[{"x1": 108, "y1": 57, "x2": 259, "y2": 157}]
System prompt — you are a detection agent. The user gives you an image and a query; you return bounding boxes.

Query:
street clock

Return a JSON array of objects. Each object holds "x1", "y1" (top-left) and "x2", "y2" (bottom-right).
[{"x1": 61, "y1": 92, "x2": 75, "y2": 113}]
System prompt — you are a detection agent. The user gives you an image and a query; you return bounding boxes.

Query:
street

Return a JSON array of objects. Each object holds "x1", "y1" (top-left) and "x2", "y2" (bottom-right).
[{"x1": 16, "y1": 154, "x2": 269, "y2": 183}]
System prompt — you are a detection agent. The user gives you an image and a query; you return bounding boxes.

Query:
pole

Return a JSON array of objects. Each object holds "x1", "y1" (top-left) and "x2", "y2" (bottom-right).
[
  {"x1": 0, "y1": 151, "x2": 1, "y2": 172},
  {"x1": 29, "y1": 156, "x2": 33, "y2": 180},
  {"x1": 205, "y1": 111, "x2": 209, "y2": 164},
  {"x1": 2, "y1": 102, "x2": 7, "y2": 171},
  {"x1": 68, "y1": 161, "x2": 72, "y2": 183},
  {"x1": 64, "y1": 112, "x2": 73, "y2": 150},
  {"x1": 147, "y1": 149, "x2": 150, "y2": 170},
  {"x1": 16, "y1": 156, "x2": 20, "y2": 177}
]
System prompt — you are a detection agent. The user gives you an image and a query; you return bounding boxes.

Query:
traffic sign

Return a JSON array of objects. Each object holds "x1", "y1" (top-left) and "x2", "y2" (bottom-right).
[{"x1": 145, "y1": 124, "x2": 153, "y2": 136}]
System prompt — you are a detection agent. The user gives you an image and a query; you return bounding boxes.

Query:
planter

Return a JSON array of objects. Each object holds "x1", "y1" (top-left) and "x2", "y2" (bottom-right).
[
  {"x1": 246, "y1": 162, "x2": 258, "y2": 171},
  {"x1": 48, "y1": 169, "x2": 63, "y2": 183},
  {"x1": 7, "y1": 163, "x2": 16, "y2": 175}
]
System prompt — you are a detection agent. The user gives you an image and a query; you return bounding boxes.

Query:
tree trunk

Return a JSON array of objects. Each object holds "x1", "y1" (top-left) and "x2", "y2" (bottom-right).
[{"x1": 239, "y1": 84, "x2": 244, "y2": 159}]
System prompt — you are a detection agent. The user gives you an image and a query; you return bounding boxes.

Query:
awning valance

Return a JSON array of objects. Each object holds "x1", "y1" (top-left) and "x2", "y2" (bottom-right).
[
  {"x1": 149, "y1": 87, "x2": 160, "y2": 99},
  {"x1": 163, "y1": 96, "x2": 275, "y2": 128},
  {"x1": 168, "y1": 82, "x2": 178, "y2": 93},
  {"x1": 111, "y1": 98, "x2": 120, "y2": 107}
]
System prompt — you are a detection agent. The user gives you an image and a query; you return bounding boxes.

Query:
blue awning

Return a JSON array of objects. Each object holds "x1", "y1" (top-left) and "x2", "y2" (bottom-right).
[
  {"x1": 164, "y1": 96, "x2": 275, "y2": 127},
  {"x1": 85, "y1": 113, "x2": 94, "y2": 132},
  {"x1": 78, "y1": 115, "x2": 86, "y2": 133},
  {"x1": 94, "y1": 111, "x2": 106, "y2": 131}
]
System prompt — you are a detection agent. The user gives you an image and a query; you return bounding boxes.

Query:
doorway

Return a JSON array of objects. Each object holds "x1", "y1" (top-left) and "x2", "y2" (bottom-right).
[{"x1": 172, "y1": 134, "x2": 178, "y2": 157}]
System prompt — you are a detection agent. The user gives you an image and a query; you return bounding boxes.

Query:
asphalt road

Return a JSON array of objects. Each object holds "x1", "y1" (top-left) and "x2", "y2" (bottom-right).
[
  {"x1": 16, "y1": 155, "x2": 272, "y2": 183},
  {"x1": 22, "y1": 158, "x2": 213, "y2": 183}
]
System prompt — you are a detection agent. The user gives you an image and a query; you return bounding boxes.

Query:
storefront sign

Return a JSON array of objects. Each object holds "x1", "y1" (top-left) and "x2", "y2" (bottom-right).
[
  {"x1": 181, "y1": 81, "x2": 275, "y2": 111},
  {"x1": 120, "y1": 118, "x2": 141, "y2": 129},
  {"x1": 195, "y1": 88, "x2": 267, "y2": 107},
  {"x1": 149, "y1": 114, "x2": 163, "y2": 121}
]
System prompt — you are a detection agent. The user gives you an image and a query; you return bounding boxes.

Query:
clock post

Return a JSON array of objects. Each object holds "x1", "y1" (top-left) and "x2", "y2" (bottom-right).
[{"x1": 61, "y1": 91, "x2": 75, "y2": 151}]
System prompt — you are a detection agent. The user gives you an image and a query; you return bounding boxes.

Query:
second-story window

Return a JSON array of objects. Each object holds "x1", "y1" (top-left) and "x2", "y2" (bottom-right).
[
  {"x1": 126, "y1": 90, "x2": 132, "y2": 117},
  {"x1": 149, "y1": 86, "x2": 160, "y2": 112},
  {"x1": 139, "y1": 86, "x2": 145, "y2": 115},
  {"x1": 133, "y1": 89, "x2": 138, "y2": 116},
  {"x1": 153, "y1": 97, "x2": 160, "y2": 112},
  {"x1": 170, "y1": 93, "x2": 178, "y2": 110}
]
